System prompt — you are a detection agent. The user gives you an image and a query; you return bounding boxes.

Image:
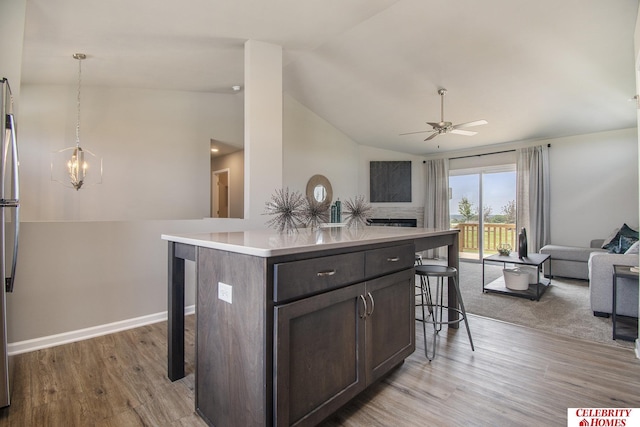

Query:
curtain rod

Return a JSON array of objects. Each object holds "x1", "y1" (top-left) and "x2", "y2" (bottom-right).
[
  {"x1": 446, "y1": 143, "x2": 551, "y2": 161},
  {"x1": 448, "y1": 149, "x2": 514, "y2": 160}
]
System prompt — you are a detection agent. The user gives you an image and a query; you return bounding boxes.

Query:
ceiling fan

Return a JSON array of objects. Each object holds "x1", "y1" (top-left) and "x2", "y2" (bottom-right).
[{"x1": 400, "y1": 88, "x2": 487, "y2": 141}]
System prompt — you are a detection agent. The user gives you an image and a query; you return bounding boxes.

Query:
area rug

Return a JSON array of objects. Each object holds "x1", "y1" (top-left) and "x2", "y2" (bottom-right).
[{"x1": 435, "y1": 260, "x2": 636, "y2": 348}]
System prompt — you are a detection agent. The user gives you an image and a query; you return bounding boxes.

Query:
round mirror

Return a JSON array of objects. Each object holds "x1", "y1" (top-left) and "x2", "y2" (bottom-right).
[{"x1": 306, "y1": 174, "x2": 332, "y2": 207}]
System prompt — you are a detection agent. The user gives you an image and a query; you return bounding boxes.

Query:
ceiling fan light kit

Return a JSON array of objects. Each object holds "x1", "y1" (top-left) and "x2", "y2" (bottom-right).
[{"x1": 401, "y1": 88, "x2": 487, "y2": 141}]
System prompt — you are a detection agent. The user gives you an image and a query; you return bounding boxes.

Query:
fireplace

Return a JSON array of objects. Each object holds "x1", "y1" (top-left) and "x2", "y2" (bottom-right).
[{"x1": 368, "y1": 218, "x2": 417, "y2": 227}]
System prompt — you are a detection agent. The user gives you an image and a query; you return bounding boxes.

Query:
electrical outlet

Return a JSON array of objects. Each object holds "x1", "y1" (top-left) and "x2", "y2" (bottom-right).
[{"x1": 218, "y1": 282, "x2": 232, "y2": 304}]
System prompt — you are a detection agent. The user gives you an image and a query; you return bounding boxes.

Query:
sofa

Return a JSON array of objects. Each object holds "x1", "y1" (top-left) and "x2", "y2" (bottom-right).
[
  {"x1": 541, "y1": 224, "x2": 639, "y2": 318},
  {"x1": 540, "y1": 241, "x2": 607, "y2": 280},
  {"x1": 588, "y1": 251, "x2": 638, "y2": 317}
]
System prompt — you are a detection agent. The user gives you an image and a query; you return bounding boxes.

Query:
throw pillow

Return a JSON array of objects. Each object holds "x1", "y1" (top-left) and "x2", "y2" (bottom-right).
[
  {"x1": 618, "y1": 235, "x2": 637, "y2": 254},
  {"x1": 603, "y1": 223, "x2": 639, "y2": 253},
  {"x1": 625, "y1": 241, "x2": 640, "y2": 255},
  {"x1": 601, "y1": 227, "x2": 620, "y2": 249}
]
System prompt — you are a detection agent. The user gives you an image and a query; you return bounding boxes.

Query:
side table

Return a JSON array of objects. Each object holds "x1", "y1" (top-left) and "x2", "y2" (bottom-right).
[{"x1": 612, "y1": 264, "x2": 639, "y2": 341}]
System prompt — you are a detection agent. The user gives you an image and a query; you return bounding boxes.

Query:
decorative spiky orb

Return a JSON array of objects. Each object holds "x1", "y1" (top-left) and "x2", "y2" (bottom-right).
[
  {"x1": 301, "y1": 198, "x2": 330, "y2": 229},
  {"x1": 264, "y1": 188, "x2": 306, "y2": 233},
  {"x1": 343, "y1": 195, "x2": 372, "y2": 227}
]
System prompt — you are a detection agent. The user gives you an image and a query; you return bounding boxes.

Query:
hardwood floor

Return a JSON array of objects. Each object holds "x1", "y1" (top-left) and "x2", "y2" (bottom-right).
[
  {"x1": 0, "y1": 314, "x2": 638, "y2": 426},
  {"x1": 0, "y1": 318, "x2": 204, "y2": 427}
]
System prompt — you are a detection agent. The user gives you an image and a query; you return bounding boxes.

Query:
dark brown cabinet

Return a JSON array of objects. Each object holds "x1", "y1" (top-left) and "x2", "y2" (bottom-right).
[
  {"x1": 274, "y1": 282, "x2": 366, "y2": 427},
  {"x1": 274, "y1": 267, "x2": 414, "y2": 427},
  {"x1": 365, "y1": 269, "x2": 415, "y2": 383},
  {"x1": 193, "y1": 240, "x2": 420, "y2": 427}
]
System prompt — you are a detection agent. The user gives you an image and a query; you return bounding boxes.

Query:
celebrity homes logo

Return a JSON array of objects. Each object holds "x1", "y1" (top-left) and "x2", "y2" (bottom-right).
[{"x1": 567, "y1": 408, "x2": 639, "y2": 426}]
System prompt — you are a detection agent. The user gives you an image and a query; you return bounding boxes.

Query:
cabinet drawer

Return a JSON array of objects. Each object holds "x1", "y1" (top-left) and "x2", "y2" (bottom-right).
[
  {"x1": 365, "y1": 243, "x2": 415, "y2": 278},
  {"x1": 274, "y1": 252, "x2": 365, "y2": 303}
]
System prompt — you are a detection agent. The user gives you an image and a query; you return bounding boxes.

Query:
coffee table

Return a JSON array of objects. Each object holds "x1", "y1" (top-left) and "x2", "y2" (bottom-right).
[{"x1": 482, "y1": 253, "x2": 551, "y2": 301}]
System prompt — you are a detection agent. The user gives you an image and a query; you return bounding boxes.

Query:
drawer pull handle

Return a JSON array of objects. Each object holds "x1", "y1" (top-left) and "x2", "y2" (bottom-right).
[
  {"x1": 359, "y1": 295, "x2": 367, "y2": 319},
  {"x1": 366, "y1": 292, "x2": 375, "y2": 316},
  {"x1": 387, "y1": 256, "x2": 400, "y2": 262},
  {"x1": 317, "y1": 269, "x2": 336, "y2": 277}
]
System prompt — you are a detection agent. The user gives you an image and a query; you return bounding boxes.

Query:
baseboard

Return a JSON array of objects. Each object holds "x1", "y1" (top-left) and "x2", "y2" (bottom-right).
[{"x1": 7, "y1": 305, "x2": 196, "y2": 356}]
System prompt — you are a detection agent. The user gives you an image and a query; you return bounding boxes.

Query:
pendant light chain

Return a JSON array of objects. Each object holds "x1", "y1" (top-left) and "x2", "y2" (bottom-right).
[
  {"x1": 439, "y1": 88, "x2": 446, "y2": 123},
  {"x1": 75, "y1": 54, "x2": 84, "y2": 147}
]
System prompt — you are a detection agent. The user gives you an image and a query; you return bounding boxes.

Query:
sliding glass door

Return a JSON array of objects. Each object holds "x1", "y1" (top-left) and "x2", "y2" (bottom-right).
[
  {"x1": 449, "y1": 166, "x2": 516, "y2": 261},
  {"x1": 449, "y1": 173, "x2": 480, "y2": 260}
]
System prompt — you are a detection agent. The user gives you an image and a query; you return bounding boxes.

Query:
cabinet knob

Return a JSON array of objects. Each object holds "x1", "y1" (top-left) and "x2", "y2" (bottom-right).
[{"x1": 387, "y1": 257, "x2": 400, "y2": 262}]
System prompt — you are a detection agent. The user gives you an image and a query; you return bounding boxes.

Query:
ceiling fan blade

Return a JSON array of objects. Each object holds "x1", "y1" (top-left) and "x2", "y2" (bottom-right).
[
  {"x1": 408, "y1": 89, "x2": 485, "y2": 141},
  {"x1": 450, "y1": 129, "x2": 478, "y2": 136},
  {"x1": 399, "y1": 130, "x2": 430, "y2": 136},
  {"x1": 453, "y1": 119, "x2": 488, "y2": 129}
]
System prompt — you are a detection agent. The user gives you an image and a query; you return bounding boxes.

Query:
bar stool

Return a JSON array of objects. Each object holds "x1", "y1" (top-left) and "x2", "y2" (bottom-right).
[
  {"x1": 414, "y1": 254, "x2": 433, "y2": 360},
  {"x1": 415, "y1": 263, "x2": 474, "y2": 361}
]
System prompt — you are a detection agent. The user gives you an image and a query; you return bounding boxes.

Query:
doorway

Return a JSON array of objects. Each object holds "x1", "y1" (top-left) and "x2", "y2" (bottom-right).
[{"x1": 211, "y1": 169, "x2": 230, "y2": 218}]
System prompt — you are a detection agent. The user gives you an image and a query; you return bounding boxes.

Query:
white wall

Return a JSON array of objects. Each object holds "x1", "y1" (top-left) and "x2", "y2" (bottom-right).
[
  {"x1": 283, "y1": 95, "x2": 359, "y2": 198},
  {"x1": 7, "y1": 219, "x2": 249, "y2": 343},
  {"x1": 244, "y1": 40, "x2": 283, "y2": 220},
  {"x1": 547, "y1": 128, "x2": 638, "y2": 246},
  {"x1": 0, "y1": 0, "x2": 25, "y2": 110}
]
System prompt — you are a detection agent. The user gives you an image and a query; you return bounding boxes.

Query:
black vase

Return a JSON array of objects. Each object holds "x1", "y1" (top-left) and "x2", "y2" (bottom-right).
[{"x1": 518, "y1": 228, "x2": 528, "y2": 259}]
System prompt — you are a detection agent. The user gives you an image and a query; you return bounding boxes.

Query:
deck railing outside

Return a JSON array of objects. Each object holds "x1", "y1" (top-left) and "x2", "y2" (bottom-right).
[{"x1": 451, "y1": 222, "x2": 517, "y2": 255}]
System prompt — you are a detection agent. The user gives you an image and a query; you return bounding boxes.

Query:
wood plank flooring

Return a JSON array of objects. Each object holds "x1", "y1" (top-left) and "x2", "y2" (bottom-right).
[{"x1": 0, "y1": 314, "x2": 637, "y2": 426}]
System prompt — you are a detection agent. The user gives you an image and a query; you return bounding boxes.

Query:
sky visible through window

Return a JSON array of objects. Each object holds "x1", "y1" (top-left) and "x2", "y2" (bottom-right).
[{"x1": 449, "y1": 171, "x2": 516, "y2": 220}]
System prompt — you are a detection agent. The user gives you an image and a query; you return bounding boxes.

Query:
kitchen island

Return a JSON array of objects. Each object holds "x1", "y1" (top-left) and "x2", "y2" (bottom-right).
[{"x1": 162, "y1": 227, "x2": 459, "y2": 427}]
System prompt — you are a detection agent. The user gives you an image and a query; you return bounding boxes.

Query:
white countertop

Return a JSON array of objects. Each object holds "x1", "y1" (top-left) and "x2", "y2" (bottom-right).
[{"x1": 162, "y1": 227, "x2": 456, "y2": 257}]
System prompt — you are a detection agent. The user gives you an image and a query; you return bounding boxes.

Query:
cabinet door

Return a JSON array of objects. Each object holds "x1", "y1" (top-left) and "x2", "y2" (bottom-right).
[
  {"x1": 274, "y1": 283, "x2": 366, "y2": 427},
  {"x1": 365, "y1": 268, "x2": 415, "y2": 383}
]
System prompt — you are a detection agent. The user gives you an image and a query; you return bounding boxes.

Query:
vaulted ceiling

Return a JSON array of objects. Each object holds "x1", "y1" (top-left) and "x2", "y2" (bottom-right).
[{"x1": 20, "y1": 0, "x2": 639, "y2": 155}]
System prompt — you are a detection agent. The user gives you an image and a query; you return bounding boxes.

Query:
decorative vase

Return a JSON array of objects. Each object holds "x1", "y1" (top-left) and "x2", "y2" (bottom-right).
[
  {"x1": 518, "y1": 228, "x2": 528, "y2": 259},
  {"x1": 497, "y1": 243, "x2": 511, "y2": 256}
]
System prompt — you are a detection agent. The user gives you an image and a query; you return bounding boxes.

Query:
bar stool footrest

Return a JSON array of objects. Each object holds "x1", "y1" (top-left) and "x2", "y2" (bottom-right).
[{"x1": 416, "y1": 305, "x2": 466, "y2": 326}]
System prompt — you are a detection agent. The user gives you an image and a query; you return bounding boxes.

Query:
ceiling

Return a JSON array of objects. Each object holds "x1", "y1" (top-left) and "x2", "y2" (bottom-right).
[{"x1": 20, "y1": 0, "x2": 639, "y2": 155}]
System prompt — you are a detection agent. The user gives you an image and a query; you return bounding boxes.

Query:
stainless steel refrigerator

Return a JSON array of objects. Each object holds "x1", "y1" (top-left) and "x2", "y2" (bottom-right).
[{"x1": 0, "y1": 77, "x2": 19, "y2": 408}]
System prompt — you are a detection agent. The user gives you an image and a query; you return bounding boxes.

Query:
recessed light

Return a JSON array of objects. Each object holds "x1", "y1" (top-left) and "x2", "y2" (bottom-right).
[
  {"x1": 211, "y1": 148, "x2": 219, "y2": 153},
  {"x1": 232, "y1": 85, "x2": 241, "y2": 92}
]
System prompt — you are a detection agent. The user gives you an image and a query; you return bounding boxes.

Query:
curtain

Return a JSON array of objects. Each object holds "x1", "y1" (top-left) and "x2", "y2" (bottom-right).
[
  {"x1": 424, "y1": 158, "x2": 449, "y2": 259},
  {"x1": 516, "y1": 145, "x2": 550, "y2": 252}
]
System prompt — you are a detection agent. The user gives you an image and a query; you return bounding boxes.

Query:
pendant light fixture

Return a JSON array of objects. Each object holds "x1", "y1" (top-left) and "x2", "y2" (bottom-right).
[{"x1": 51, "y1": 53, "x2": 103, "y2": 190}]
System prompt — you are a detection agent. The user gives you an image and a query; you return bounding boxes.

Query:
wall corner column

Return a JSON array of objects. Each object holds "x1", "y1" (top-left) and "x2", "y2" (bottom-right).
[{"x1": 244, "y1": 40, "x2": 283, "y2": 221}]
